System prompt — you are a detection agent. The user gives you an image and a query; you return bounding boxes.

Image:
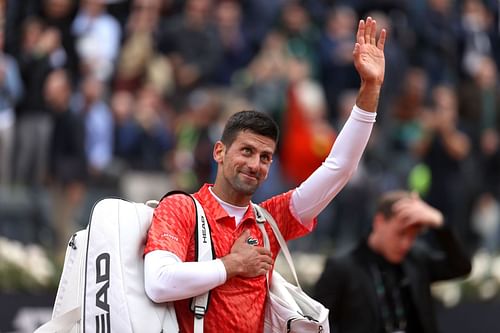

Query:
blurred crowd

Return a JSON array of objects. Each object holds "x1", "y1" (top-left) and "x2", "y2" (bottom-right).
[{"x1": 0, "y1": 0, "x2": 499, "y2": 259}]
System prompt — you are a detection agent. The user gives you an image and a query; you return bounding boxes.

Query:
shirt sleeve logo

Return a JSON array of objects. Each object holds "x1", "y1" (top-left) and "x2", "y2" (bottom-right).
[{"x1": 161, "y1": 233, "x2": 179, "y2": 242}]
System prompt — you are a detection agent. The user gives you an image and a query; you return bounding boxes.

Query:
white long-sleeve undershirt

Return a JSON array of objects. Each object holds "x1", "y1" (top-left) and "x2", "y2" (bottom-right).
[
  {"x1": 144, "y1": 252, "x2": 227, "y2": 303},
  {"x1": 291, "y1": 105, "x2": 376, "y2": 227},
  {"x1": 144, "y1": 105, "x2": 376, "y2": 303}
]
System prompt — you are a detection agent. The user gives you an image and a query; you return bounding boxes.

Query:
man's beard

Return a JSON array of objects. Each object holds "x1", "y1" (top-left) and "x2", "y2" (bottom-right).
[{"x1": 230, "y1": 172, "x2": 260, "y2": 196}]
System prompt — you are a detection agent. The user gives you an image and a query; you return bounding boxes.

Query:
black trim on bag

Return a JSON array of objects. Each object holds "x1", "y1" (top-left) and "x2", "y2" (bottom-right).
[
  {"x1": 69, "y1": 233, "x2": 78, "y2": 249},
  {"x1": 82, "y1": 198, "x2": 99, "y2": 333},
  {"x1": 286, "y1": 317, "x2": 324, "y2": 332},
  {"x1": 160, "y1": 190, "x2": 191, "y2": 202},
  {"x1": 287, "y1": 318, "x2": 296, "y2": 332}
]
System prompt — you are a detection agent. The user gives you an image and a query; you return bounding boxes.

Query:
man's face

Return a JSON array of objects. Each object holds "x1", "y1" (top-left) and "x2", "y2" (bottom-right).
[
  {"x1": 376, "y1": 214, "x2": 422, "y2": 264},
  {"x1": 214, "y1": 130, "x2": 275, "y2": 197}
]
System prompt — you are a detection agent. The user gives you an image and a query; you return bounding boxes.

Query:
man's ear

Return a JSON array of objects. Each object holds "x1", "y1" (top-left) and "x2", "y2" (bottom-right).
[
  {"x1": 213, "y1": 141, "x2": 225, "y2": 163},
  {"x1": 372, "y1": 213, "x2": 385, "y2": 232}
]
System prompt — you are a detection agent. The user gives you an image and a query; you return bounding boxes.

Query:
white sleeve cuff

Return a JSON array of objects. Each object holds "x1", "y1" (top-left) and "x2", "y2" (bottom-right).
[
  {"x1": 214, "y1": 258, "x2": 228, "y2": 282},
  {"x1": 352, "y1": 104, "x2": 377, "y2": 123}
]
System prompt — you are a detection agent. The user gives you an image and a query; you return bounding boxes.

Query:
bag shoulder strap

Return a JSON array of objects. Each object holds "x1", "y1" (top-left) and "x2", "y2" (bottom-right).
[
  {"x1": 252, "y1": 204, "x2": 302, "y2": 290},
  {"x1": 161, "y1": 190, "x2": 216, "y2": 261},
  {"x1": 162, "y1": 191, "x2": 213, "y2": 333}
]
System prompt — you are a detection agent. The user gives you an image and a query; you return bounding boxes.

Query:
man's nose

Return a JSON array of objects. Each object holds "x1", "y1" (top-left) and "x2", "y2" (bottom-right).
[{"x1": 247, "y1": 155, "x2": 260, "y2": 169}]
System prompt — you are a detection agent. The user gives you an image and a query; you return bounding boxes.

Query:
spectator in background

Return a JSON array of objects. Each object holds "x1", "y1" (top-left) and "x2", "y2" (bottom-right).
[
  {"x1": 71, "y1": 0, "x2": 121, "y2": 82},
  {"x1": 47, "y1": 69, "x2": 86, "y2": 188},
  {"x1": 112, "y1": 85, "x2": 175, "y2": 172},
  {"x1": 172, "y1": 88, "x2": 221, "y2": 192},
  {"x1": 243, "y1": 30, "x2": 289, "y2": 121},
  {"x1": 239, "y1": 0, "x2": 285, "y2": 53},
  {"x1": 40, "y1": 0, "x2": 79, "y2": 81},
  {"x1": 458, "y1": 0, "x2": 496, "y2": 79},
  {"x1": 74, "y1": 74, "x2": 114, "y2": 185},
  {"x1": 15, "y1": 18, "x2": 65, "y2": 186},
  {"x1": 459, "y1": 55, "x2": 500, "y2": 153},
  {"x1": 314, "y1": 190, "x2": 471, "y2": 333},
  {"x1": 459, "y1": 55, "x2": 500, "y2": 252},
  {"x1": 45, "y1": 69, "x2": 86, "y2": 258},
  {"x1": 113, "y1": 0, "x2": 174, "y2": 96},
  {"x1": 414, "y1": 85, "x2": 472, "y2": 247},
  {"x1": 277, "y1": 1, "x2": 321, "y2": 78},
  {"x1": 386, "y1": 67, "x2": 430, "y2": 189},
  {"x1": 212, "y1": 0, "x2": 253, "y2": 86},
  {"x1": 3, "y1": 0, "x2": 40, "y2": 57},
  {"x1": 110, "y1": 89, "x2": 136, "y2": 167},
  {"x1": 158, "y1": 0, "x2": 220, "y2": 99},
  {"x1": 111, "y1": 89, "x2": 136, "y2": 166},
  {"x1": 319, "y1": 5, "x2": 359, "y2": 122},
  {"x1": 0, "y1": 28, "x2": 23, "y2": 186},
  {"x1": 351, "y1": 0, "x2": 409, "y2": 17},
  {"x1": 413, "y1": 0, "x2": 460, "y2": 85}
]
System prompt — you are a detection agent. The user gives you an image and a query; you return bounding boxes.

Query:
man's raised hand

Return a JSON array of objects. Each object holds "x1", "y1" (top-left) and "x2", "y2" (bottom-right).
[{"x1": 353, "y1": 17, "x2": 386, "y2": 86}]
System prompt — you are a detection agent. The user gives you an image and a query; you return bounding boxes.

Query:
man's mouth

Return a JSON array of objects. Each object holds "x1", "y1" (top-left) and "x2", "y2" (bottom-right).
[{"x1": 240, "y1": 172, "x2": 258, "y2": 182}]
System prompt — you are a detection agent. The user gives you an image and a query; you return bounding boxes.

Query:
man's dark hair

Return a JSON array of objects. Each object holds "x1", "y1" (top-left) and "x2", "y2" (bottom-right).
[
  {"x1": 220, "y1": 110, "x2": 279, "y2": 147},
  {"x1": 375, "y1": 191, "x2": 411, "y2": 219}
]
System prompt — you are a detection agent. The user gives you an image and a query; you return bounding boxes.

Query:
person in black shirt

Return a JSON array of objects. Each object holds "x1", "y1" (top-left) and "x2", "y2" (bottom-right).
[{"x1": 314, "y1": 190, "x2": 471, "y2": 333}]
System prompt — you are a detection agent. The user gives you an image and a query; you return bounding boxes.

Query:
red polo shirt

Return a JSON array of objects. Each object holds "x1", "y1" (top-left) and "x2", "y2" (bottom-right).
[{"x1": 144, "y1": 184, "x2": 315, "y2": 333}]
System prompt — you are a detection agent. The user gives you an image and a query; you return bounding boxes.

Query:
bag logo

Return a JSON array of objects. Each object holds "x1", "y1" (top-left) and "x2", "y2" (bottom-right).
[
  {"x1": 96, "y1": 253, "x2": 111, "y2": 333},
  {"x1": 201, "y1": 216, "x2": 208, "y2": 244}
]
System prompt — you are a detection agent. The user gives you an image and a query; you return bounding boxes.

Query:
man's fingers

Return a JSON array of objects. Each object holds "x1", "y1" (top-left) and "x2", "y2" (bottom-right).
[
  {"x1": 262, "y1": 262, "x2": 273, "y2": 272},
  {"x1": 255, "y1": 246, "x2": 272, "y2": 257},
  {"x1": 258, "y1": 261, "x2": 273, "y2": 274},
  {"x1": 357, "y1": 19, "x2": 365, "y2": 44},
  {"x1": 259, "y1": 253, "x2": 274, "y2": 265},
  {"x1": 377, "y1": 28, "x2": 387, "y2": 50},
  {"x1": 357, "y1": 17, "x2": 386, "y2": 48},
  {"x1": 370, "y1": 19, "x2": 377, "y2": 45},
  {"x1": 364, "y1": 17, "x2": 372, "y2": 45}
]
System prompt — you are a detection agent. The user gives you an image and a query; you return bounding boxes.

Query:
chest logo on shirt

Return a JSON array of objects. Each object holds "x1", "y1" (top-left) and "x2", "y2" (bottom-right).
[{"x1": 246, "y1": 236, "x2": 259, "y2": 246}]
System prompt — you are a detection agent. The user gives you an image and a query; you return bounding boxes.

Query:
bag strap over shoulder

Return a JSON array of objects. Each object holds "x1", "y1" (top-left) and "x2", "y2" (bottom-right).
[
  {"x1": 161, "y1": 191, "x2": 214, "y2": 333},
  {"x1": 252, "y1": 204, "x2": 302, "y2": 290}
]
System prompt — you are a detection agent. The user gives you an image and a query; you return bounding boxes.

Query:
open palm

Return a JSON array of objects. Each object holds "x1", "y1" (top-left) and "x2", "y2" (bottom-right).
[{"x1": 353, "y1": 17, "x2": 386, "y2": 85}]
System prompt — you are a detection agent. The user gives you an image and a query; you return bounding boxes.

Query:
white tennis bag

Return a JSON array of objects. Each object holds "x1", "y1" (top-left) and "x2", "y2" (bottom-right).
[{"x1": 35, "y1": 195, "x2": 212, "y2": 333}]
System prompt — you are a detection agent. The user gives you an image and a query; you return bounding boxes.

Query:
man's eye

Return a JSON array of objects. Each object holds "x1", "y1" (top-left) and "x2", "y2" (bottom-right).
[
  {"x1": 242, "y1": 148, "x2": 251, "y2": 154},
  {"x1": 261, "y1": 155, "x2": 271, "y2": 163}
]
